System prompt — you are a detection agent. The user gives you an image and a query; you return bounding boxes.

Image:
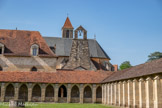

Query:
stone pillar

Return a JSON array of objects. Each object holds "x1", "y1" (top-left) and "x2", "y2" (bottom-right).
[
  {"x1": 133, "y1": 79, "x2": 139, "y2": 108},
  {"x1": 116, "y1": 82, "x2": 118, "y2": 105},
  {"x1": 114, "y1": 83, "x2": 117, "y2": 105},
  {"x1": 107, "y1": 84, "x2": 110, "y2": 104},
  {"x1": 128, "y1": 80, "x2": 133, "y2": 108},
  {"x1": 54, "y1": 84, "x2": 59, "y2": 103},
  {"x1": 14, "y1": 83, "x2": 19, "y2": 100},
  {"x1": 118, "y1": 82, "x2": 121, "y2": 106},
  {"x1": 79, "y1": 84, "x2": 84, "y2": 103},
  {"x1": 1, "y1": 83, "x2": 5, "y2": 102},
  {"x1": 139, "y1": 78, "x2": 145, "y2": 108},
  {"x1": 120, "y1": 81, "x2": 123, "y2": 106},
  {"x1": 153, "y1": 76, "x2": 162, "y2": 108},
  {"x1": 41, "y1": 84, "x2": 46, "y2": 102},
  {"x1": 28, "y1": 83, "x2": 33, "y2": 102},
  {"x1": 146, "y1": 77, "x2": 154, "y2": 108},
  {"x1": 92, "y1": 84, "x2": 96, "y2": 103},
  {"x1": 102, "y1": 84, "x2": 104, "y2": 104},
  {"x1": 67, "y1": 84, "x2": 71, "y2": 103},
  {"x1": 110, "y1": 83, "x2": 113, "y2": 105},
  {"x1": 123, "y1": 81, "x2": 126, "y2": 107},
  {"x1": 105, "y1": 84, "x2": 107, "y2": 104}
]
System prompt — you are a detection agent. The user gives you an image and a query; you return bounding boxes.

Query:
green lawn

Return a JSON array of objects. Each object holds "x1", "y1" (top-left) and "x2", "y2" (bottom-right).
[{"x1": 0, "y1": 103, "x2": 114, "y2": 108}]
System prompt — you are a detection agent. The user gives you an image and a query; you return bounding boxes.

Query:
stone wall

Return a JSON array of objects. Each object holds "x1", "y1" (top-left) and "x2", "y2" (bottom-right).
[
  {"x1": 0, "y1": 56, "x2": 57, "y2": 72},
  {"x1": 0, "y1": 83, "x2": 102, "y2": 103},
  {"x1": 102, "y1": 74, "x2": 162, "y2": 108}
]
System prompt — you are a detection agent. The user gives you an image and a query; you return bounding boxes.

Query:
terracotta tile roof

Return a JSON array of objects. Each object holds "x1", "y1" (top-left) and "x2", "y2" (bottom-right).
[
  {"x1": 102, "y1": 58, "x2": 162, "y2": 83},
  {"x1": 0, "y1": 29, "x2": 56, "y2": 57},
  {"x1": 0, "y1": 70, "x2": 113, "y2": 84},
  {"x1": 62, "y1": 17, "x2": 73, "y2": 29}
]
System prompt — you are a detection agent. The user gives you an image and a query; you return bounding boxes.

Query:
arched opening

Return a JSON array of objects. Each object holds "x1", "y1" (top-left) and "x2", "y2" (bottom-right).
[
  {"x1": 0, "y1": 66, "x2": 3, "y2": 71},
  {"x1": 19, "y1": 84, "x2": 28, "y2": 101},
  {"x1": 58, "y1": 85, "x2": 67, "y2": 103},
  {"x1": 32, "y1": 84, "x2": 41, "y2": 102},
  {"x1": 71, "y1": 85, "x2": 80, "y2": 103},
  {"x1": 31, "y1": 67, "x2": 37, "y2": 71},
  {"x1": 66, "y1": 30, "x2": 69, "y2": 38},
  {"x1": 96, "y1": 86, "x2": 102, "y2": 103},
  {"x1": 45, "y1": 85, "x2": 54, "y2": 102},
  {"x1": 5, "y1": 84, "x2": 14, "y2": 102},
  {"x1": 84, "y1": 86, "x2": 92, "y2": 103}
]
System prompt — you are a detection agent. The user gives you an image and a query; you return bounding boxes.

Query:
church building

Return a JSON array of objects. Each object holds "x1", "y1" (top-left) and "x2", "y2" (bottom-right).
[{"x1": 0, "y1": 17, "x2": 161, "y2": 108}]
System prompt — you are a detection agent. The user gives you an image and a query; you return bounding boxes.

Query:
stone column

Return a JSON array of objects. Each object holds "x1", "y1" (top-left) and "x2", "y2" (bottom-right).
[
  {"x1": 105, "y1": 84, "x2": 107, "y2": 104},
  {"x1": 139, "y1": 78, "x2": 145, "y2": 108},
  {"x1": 102, "y1": 84, "x2": 104, "y2": 104},
  {"x1": 67, "y1": 84, "x2": 71, "y2": 103},
  {"x1": 92, "y1": 84, "x2": 96, "y2": 103},
  {"x1": 41, "y1": 84, "x2": 46, "y2": 102},
  {"x1": 153, "y1": 76, "x2": 162, "y2": 108},
  {"x1": 146, "y1": 77, "x2": 153, "y2": 108},
  {"x1": 118, "y1": 82, "x2": 121, "y2": 106},
  {"x1": 133, "y1": 79, "x2": 139, "y2": 108},
  {"x1": 79, "y1": 84, "x2": 84, "y2": 103},
  {"x1": 128, "y1": 80, "x2": 133, "y2": 108},
  {"x1": 107, "y1": 84, "x2": 110, "y2": 104},
  {"x1": 116, "y1": 82, "x2": 118, "y2": 105},
  {"x1": 114, "y1": 83, "x2": 117, "y2": 105},
  {"x1": 1, "y1": 83, "x2": 5, "y2": 102},
  {"x1": 123, "y1": 81, "x2": 126, "y2": 107},
  {"x1": 54, "y1": 84, "x2": 59, "y2": 103},
  {"x1": 14, "y1": 83, "x2": 19, "y2": 100},
  {"x1": 110, "y1": 83, "x2": 113, "y2": 105},
  {"x1": 28, "y1": 83, "x2": 33, "y2": 102}
]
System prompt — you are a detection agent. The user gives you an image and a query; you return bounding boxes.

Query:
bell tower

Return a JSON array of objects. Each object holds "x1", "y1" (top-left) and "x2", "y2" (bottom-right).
[{"x1": 62, "y1": 17, "x2": 74, "y2": 38}]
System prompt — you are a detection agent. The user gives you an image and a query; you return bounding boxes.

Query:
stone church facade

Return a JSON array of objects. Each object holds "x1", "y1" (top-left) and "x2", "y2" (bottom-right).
[{"x1": 0, "y1": 17, "x2": 161, "y2": 108}]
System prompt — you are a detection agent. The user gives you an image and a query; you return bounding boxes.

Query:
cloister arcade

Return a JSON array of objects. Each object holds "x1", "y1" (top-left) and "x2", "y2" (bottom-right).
[{"x1": 0, "y1": 83, "x2": 102, "y2": 103}]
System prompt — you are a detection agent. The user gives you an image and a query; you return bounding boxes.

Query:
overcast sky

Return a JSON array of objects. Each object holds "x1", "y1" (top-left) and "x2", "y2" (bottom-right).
[{"x1": 0, "y1": 0, "x2": 162, "y2": 66}]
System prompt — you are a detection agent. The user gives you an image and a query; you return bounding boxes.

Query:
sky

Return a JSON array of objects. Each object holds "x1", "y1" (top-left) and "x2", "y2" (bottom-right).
[{"x1": 0, "y1": 0, "x2": 162, "y2": 66}]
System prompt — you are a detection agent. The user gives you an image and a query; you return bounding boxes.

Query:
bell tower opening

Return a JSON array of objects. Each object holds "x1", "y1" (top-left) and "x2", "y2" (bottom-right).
[{"x1": 62, "y1": 17, "x2": 74, "y2": 38}]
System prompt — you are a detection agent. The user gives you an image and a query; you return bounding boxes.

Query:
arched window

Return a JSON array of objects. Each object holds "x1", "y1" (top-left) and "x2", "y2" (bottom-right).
[
  {"x1": 58, "y1": 85, "x2": 67, "y2": 97},
  {"x1": 71, "y1": 85, "x2": 79, "y2": 98},
  {"x1": 32, "y1": 84, "x2": 41, "y2": 97},
  {"x1": 31, "y1": 67, "x2": 37, "y2": 71},
  {"x1": 66, "y1": 30, "x2": 69, "y2": 38},
  {"x1": 96, "y1": 86, "x2": 102, "y2": 98},
  {"x1": 84, "y1": 86, "x2": 92, "y2": 98},
  {"x1": 45, "y1": 85, "x2": 54, "y2": 97},
  {"x1": 5, "y1": 84, "x2": 14, "y2": 97},
  {"x1": 19, "y1": 84, "x2": 28, "y2": 101},
  {"x1": 0, "y1": 66, "x2": 3, "y2": 71}
]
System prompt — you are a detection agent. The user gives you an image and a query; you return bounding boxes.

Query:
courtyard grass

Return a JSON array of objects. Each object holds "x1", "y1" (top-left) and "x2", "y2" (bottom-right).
[{"x1": 0, "y1": 103, "x2": 115, "y2": 108}]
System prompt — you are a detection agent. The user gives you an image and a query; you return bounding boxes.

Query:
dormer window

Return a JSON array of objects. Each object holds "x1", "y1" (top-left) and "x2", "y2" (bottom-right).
[
  {"x1": 31, "y1": 44, "x2": 39, "y2": 56},
  {"x1": 0, "y1": 43, "x2": 4, "y2": 55}
]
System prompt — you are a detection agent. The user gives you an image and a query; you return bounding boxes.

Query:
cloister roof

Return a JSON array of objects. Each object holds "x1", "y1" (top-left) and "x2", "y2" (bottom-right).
[
  {"x1": 0, "y1": 29, "x2": 56, "y2": 57},
  {"x1": 0, "y1": 70, "x2": 113, "y2": 84},
  {"x1": 102, "y1": 58, "x2": 162, "y2": 83}
]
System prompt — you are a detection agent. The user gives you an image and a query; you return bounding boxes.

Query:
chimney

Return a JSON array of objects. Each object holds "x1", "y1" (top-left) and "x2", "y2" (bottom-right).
[{"x1": 113, "y1": 64, "x2": 118, "y2": 71}]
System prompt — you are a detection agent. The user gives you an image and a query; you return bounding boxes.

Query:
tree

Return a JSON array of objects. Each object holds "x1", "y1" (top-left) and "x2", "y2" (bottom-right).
[
  {"x1": 119, "y1": 61, "x2": 132, "y2": 70},
  {"x1": 147, "y1": 51, "x2": 162, "y2": 62}
]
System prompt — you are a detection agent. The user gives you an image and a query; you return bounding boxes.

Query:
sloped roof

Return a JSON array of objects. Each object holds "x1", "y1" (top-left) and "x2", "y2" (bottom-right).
[
  {"x1": 43, "y1": 37, "x2": 110, "y2": 59},
  {"x1": 0, "y1": 29, "x2": 56, "y2": 57},
  {"x1": 0, "y1": 70, "x2": 113, "y2": 83},
  {"x1": 62, "y1": 17, "x2": 73, "y2": 29},
  {"x1": 102, "y1": 58, "x2": 162, "y2": 83}
]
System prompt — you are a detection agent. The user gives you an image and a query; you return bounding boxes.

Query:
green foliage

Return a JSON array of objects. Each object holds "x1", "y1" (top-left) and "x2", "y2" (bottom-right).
[
  {"x1": 119, "y1": 61, "x2": 132, "y2": 70},
  {"x1": 147, "y1": 51, "x2": 162, "y2": 62}
]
